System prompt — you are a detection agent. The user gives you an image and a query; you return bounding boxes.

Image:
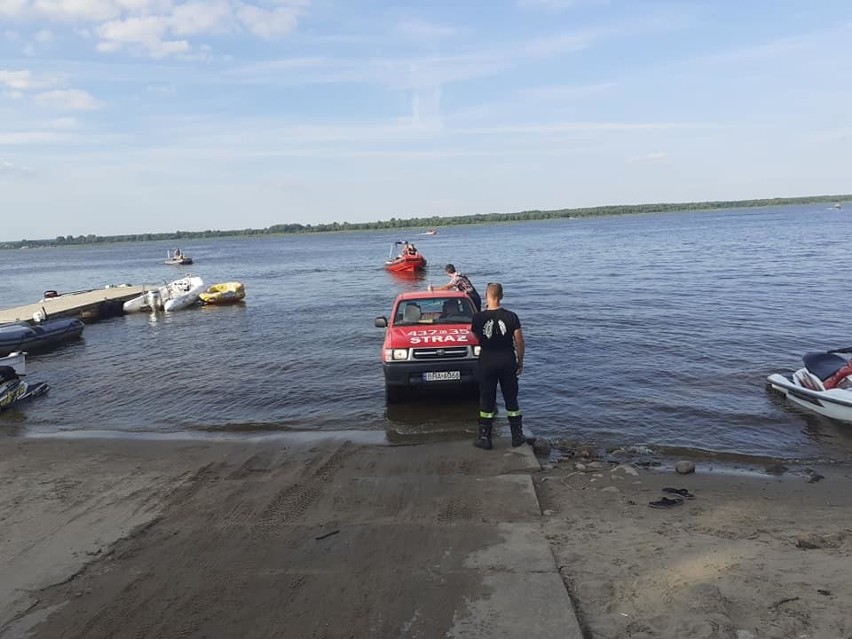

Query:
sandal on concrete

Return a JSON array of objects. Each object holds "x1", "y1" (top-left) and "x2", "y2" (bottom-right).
[
  {"x1": 662, "y1": 487, "x2": 695, "y2": 499},
  {"x1": 649, "y1": 496, "x2": 684, "y2": 509}
]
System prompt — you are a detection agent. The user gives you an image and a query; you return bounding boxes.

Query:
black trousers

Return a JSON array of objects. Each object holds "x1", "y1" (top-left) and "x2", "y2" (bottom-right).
[{"x1": 478, "y1": 351, "x2": 521, "y2": 426}]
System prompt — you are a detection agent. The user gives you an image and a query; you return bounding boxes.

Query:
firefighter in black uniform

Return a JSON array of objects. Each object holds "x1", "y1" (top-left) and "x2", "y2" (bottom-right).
[{"x1": 470, "y1": 282, "x2": 526, "y2": 450}]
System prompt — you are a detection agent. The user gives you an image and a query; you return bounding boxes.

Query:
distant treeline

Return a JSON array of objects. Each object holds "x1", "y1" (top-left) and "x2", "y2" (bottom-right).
[{"x1": 2, "y1": 194, "x2": 848, "y2": 250}]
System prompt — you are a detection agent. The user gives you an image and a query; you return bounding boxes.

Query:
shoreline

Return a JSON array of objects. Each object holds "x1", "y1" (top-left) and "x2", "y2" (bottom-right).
[
  {"x1": 19, "y1": 425, "x2": 852, "y2": 474},
  {"x1": 3, "y1": 194, "x2": 849, "y2": 249},
  {"x1": 1, "y1": 435, "x2": 850, "y2": 638}
]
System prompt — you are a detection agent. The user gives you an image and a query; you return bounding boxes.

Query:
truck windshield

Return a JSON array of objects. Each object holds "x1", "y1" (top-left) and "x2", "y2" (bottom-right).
[{"x1": 395, "y1": 297, "x2": 475, "y2": 325}]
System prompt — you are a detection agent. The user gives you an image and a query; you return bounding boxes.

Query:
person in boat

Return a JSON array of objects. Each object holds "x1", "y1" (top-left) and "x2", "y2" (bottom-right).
[
  {"x1": 395, "y1": 241, "x2": 418, "y2": 260},
  {"x1": 429, "y1": 264, "x2": 481, "y2": 311},
  {"x1": 173, "y1": 248, "x2": 182, "y2": 258},
  {"x1": 470, "y1": 282, "x2": 526, "y2": 451}
]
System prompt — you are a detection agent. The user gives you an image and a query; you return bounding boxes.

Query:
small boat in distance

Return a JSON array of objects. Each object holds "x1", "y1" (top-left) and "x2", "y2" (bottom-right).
[
  {"x1": 385, "y1": 241, "x2": 426, "y2": 273},
  {"x1": 423, "y1": 229, "x2": 438, "y2": 236},
  {"x1": 165, "y1": 248, "x2": 193, "y2": 265},
  {"x1": 833, "y1": 203, "x2": 842, "y2": 210}
]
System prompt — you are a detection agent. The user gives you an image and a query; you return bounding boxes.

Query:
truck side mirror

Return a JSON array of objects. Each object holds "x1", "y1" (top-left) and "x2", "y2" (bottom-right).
[{"x1": 374, "y1": 316, "x2": 388, "y2": 328}]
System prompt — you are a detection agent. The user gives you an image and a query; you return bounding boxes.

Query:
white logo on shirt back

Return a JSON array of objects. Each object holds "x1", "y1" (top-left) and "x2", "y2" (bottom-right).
[
  {"x1": 483, "y1": 319, "x2": 494, "y2": 339},
  {"x1": 483, "y1": 318, "x2": 509, "y2": 341},
  {"x1": 498, "y1": 319, "x2": 507, "y2": 336}
]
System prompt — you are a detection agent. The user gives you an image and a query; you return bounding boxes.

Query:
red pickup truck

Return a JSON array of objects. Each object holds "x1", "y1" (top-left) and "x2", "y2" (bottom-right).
[{"x1": 374, "y1": 290, "x2": 480, "y2": 403}]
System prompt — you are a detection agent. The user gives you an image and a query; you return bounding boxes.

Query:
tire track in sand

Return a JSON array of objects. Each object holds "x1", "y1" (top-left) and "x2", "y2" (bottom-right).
[{"x1": 256, "y1": 441, "x2": 357, "y2": 531}]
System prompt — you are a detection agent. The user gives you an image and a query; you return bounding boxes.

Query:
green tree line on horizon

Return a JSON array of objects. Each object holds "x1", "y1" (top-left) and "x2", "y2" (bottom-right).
[{"x1": 2, "y1": 194, "x2": 848, "y2": 250}]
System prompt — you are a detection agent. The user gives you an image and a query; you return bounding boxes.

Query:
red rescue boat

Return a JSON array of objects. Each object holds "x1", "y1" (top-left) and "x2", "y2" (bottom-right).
[{"x1": 385, "y1": 241, "x2": 427, "y2": 273}]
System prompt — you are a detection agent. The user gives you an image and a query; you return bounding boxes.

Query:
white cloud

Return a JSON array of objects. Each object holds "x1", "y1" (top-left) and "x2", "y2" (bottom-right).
[
  {"x1": 22, "y1": 28, "x2": 53, "y2": 55},
  {"x1": 30, "y1": 0, "x2": 123, "y2": 21},
  {"x1": 517, "y1": 0, "x2": 609, "y2": 11},
  {"x1": 0, "y1": 160, "x2": 35, "y2": 176},
  {"x1": 628, "y1": 151, "x2": 668, "y2": 164},
  {"x1": 0, "y1": 131, "x2": 63, "y2": 144},
  {"x1": 34, "y1": 28, "x2": 53, "y2": 42},
  {"x1": 21, "y1": 0, "x2": 172, "y2": 22},
  {"x1": 96, "y1": 15, "x2": 189, "y2": 57},
  {"x1": 236, "y1": 4, "x2": 299, "y2": 39},
  {"x1": 457, "y1": 122, "x2": 716, "y2": 136},
  {"x1": 520, "y1": 27, "x2": 611, "y2": 58},
  {"x1": 146, "y1": 82, "x2": 177, "y2": 95},
  {"x1": 1, "y1": 69, "x2": 101, "y2": 113},
  {"x1": 228, "y1": 19, "x2": 643, "y2": 99},
  {"x1": 0, "y1": 69, "x2": 57, "y2": 90},
  {"x1": 395, "y1": 19, "x2": 458, "y2": 42},
  {"x1": 0, "y1": 0, "x2": 29, "y2": 18},
  {"x1": 169, "y1": 1, "x2": 230, "y2": 36},
  {"x1": 44, "y1": 116, "x2": 80, "y2": 129},
  {"x1": 34, "y1": 88, "x2": 102, "y2": 110},
  {"x1": 518, "y1": 82, "x2": 616, "y2": 101},
  {"x1": 803, "y1": 127, "x2": 852, "y2": 144},
  {"x1": 2, "y1": 0, "x2": 309, "y2": 56}
]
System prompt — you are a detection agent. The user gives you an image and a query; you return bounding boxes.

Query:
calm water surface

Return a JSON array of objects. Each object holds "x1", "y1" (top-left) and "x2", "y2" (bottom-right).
[{"x1": 3, "y1": 204, "x2": 852, "y2": 463}]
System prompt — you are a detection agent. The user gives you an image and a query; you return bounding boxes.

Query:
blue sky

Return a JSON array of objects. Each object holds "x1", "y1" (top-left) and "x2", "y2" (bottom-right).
[{"x1": 1, "y1": 0, "x2": 850, "y2": 240}]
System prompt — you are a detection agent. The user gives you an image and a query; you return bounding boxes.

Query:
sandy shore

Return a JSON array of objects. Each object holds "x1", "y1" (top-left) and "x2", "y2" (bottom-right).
[
  {"x1": 535, "y1": 452, "x2": 852, "y2": 639},
  {"x1": 0, "y1": 435, "x2": 850, "y2": 638}
]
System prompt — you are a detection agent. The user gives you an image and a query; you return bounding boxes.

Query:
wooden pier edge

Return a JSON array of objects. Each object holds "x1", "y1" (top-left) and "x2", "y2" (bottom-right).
[{"x1": 0, "y1": 285, "x2": 154, "y2": 324}]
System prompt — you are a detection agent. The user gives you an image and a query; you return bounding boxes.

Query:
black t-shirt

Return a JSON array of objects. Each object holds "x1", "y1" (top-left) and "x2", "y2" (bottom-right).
[{"x1": 471, "y1": 308, "x2": 521, "y2": 353}]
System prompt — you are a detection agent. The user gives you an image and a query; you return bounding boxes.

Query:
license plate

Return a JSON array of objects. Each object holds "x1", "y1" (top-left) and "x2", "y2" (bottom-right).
[{"x1": 423, "y1": 371, "x2": 461, "y2": 381}]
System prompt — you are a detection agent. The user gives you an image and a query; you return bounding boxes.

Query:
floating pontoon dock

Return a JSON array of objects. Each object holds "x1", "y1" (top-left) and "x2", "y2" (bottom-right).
[{"x1": 0, "y1": 286, "x2": 152, "y2": 324}]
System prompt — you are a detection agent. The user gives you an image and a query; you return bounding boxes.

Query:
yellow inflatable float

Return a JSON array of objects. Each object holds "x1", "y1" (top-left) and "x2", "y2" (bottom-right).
[{"x1": 199, "y1": 281, "x2": 246, "y2": 305}]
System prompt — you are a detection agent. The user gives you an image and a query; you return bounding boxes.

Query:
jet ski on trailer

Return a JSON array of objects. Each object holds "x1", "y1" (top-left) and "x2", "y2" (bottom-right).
[{"x1": 767, "y1": 347, "x2": 852, "y2": 423}]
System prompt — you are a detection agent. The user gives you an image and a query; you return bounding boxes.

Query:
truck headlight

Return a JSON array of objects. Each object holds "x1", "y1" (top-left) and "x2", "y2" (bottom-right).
[
  {"x1": 473, "y1": 346, "x2": 481, "y2": 356},
  {"x1": 393, "y1": 349, "x2": 409, "y2": 360}
]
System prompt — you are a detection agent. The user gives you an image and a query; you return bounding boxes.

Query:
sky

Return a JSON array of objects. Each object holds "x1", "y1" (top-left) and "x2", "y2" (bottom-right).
[{"x1": 1, "y1": 0, "x2": 851, "y2": 240}]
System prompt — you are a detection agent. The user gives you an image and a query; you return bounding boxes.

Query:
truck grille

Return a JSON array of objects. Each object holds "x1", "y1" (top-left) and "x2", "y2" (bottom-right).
[{"x1": 412, "y1": 347, "x2": 470, "y2": 360}]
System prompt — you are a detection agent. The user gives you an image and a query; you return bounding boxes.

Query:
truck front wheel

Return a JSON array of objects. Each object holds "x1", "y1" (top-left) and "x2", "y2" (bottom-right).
[{"x1": 385, "y1": 385, "x2": 405, "y2": 404}]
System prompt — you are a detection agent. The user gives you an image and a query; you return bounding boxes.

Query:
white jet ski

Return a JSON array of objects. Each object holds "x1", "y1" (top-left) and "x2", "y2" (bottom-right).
[{"x1": 767, "y1": 348, "x2": 852, "y2": 423}]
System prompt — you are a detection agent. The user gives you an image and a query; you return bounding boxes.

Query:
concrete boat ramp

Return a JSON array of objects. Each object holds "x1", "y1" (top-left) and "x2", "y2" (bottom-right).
[
  {"x1": 0, "y1": 437, "x2": 584, "y2": 639},
  {"x1": 0, "y1": 286, "x2": 152, "y2": 324}
]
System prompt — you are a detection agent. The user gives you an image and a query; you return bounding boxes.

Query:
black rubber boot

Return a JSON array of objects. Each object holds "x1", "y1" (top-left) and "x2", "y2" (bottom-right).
[
  {"x1": 473, "y1": 424, "x2": 493, "y2": 450},
  {"x1": 509, "y1": 417, "x2": 525, "y2": 448}
]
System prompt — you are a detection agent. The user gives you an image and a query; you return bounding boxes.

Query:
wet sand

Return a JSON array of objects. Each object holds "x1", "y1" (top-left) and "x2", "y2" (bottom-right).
[{"x1": 0, "y1": 436, "x2": 850, "y2": 638}]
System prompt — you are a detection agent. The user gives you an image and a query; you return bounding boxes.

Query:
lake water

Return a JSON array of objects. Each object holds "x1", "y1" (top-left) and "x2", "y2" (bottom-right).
[{"x1": 3, "y1": 203, "x2": 852, "y2": 464}]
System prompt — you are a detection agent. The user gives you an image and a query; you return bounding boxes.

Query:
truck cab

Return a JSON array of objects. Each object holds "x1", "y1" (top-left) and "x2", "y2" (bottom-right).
[{"x1": 374, "y1": 290, "x2": 480, "y2": 403}]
